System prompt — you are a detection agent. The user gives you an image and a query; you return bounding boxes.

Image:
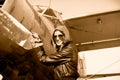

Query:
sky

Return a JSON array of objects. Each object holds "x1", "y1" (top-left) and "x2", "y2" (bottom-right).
[{"x1": 36, "y1": 0, "x2": 120, "y2": 20}]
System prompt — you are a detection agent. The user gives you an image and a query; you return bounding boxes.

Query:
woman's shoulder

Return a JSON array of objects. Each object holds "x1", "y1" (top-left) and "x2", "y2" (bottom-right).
[{"x1": 64, "y1": 41, "x2": 77, "y2": 49}]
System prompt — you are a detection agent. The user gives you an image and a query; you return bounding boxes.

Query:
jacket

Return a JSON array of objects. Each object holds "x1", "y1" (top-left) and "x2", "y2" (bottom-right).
[{"x1": 40, "y1": 42, "x2": 79, "y2": 80}]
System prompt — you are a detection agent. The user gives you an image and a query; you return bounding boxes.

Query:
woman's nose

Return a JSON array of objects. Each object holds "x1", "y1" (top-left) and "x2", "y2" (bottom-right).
[{"x1": 56, "y1": 36, "x2": 60, "y2": 40}]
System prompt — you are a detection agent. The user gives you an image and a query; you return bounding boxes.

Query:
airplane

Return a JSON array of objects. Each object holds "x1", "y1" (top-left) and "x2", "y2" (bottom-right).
[
  {"x1": 0, "y1": 0, "x2": 70, "y2": 79},
  {"x1": 0, "y1": 0, "x2": 120, "y2": 80}
]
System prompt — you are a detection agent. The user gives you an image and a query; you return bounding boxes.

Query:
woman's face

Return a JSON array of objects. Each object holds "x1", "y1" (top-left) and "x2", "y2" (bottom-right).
[{"x1": 53, "y1": 30, "x2": 65, "y2": 46}]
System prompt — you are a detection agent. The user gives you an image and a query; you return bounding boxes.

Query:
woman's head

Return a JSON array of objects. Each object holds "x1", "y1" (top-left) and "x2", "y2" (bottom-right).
[{"x1": 52, "y1": 29, "x2": 65, "y2": 46}]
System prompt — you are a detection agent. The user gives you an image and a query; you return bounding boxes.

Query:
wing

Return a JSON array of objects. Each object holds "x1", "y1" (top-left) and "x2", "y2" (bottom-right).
[
  {"x1": 64, "y1": 10, "x2": 120, "y2": 51},
  {"x1": 64, "y1": 10, "x2": 120, "y2": 79},
  {"x1": 86, "y1": 73, "x2": 120, "y2": 79}
]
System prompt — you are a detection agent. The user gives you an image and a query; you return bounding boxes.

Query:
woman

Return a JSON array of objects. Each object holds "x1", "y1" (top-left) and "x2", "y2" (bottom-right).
[{"x1": 40, "y1": 29, "x2": 79, "y2": 80}]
